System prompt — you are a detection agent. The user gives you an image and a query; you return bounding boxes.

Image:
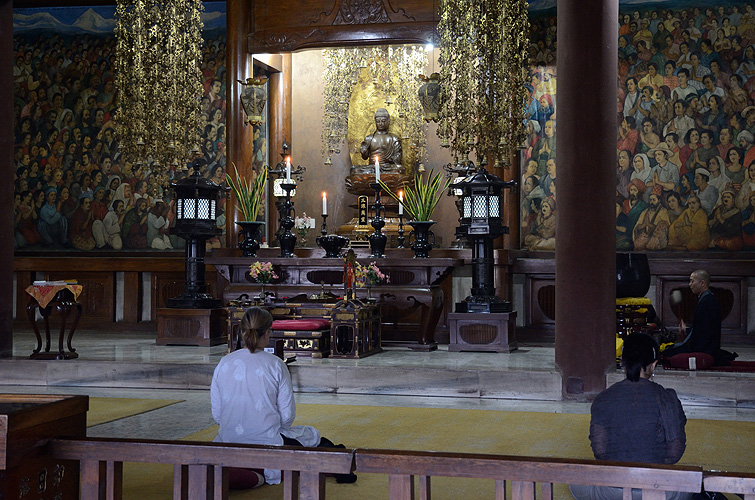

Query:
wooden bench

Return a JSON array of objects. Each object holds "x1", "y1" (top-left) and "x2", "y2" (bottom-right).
[
  {"x1": 355, "y1": 448, "x2": 703, "y2": 500},
  {"x1": 704, "y1": 471, "x2": 755, "y2": 500},
  {"x1": 49, "y1": 438, "x2": 741, "y2": 500},
  {"x1": 50, "y1": 438, "x2": 354, "y2": 500}
]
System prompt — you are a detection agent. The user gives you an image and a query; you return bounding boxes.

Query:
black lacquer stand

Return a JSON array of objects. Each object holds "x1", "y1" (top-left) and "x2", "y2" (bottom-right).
[
  {"x1": 277, "y1": 182, "x2": 297, "y2": 257},
  {"x1": 369, "y1": 182, "x2": 387, "y2": 258},
  {"x1": 397, "y1": 213, "x2": 405, "y2": 248}
]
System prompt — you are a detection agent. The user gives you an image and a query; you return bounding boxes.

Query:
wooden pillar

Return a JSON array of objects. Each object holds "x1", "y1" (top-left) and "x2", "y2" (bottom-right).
[
  {"x1": 1, "y1": 0, "x2": 14, "y2": 358},
  {"x1": 554, "y1": 0, "x2": 618, "y2": 398},
  {"x1": 267, "y1": 53, "x2": 292, "y2": 243},
  {"x1": 226, "y1": 0, "x2": 254, "y2": 247}
]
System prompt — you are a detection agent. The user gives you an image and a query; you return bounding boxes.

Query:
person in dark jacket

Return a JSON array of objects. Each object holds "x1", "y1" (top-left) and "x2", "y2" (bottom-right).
[
  {"x1": 570, "y1": 334, "x2": 690, "y2": 500},
  {"x1": 662, "y1": 269, "x2": 736, "y2": 365}
]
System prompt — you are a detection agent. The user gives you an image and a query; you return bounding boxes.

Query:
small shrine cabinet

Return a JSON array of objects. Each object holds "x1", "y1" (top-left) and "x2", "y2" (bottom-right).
[{"x1": 330, "y1": 301, "x2": 382, "y2": 359}]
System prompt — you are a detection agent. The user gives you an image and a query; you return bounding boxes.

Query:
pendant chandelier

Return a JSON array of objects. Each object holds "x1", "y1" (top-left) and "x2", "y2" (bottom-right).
[
  {"x1": 115, "y1": 0, "x2": 204, "y2": 173},
  {"x1": 437, "y1": 0, "x2": 530, "y2": 165}
]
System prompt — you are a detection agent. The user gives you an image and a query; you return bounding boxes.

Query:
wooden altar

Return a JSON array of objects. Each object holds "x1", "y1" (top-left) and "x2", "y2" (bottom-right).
[{"x1": 206, "y1": 248, "x2": 463, "y2": 349}]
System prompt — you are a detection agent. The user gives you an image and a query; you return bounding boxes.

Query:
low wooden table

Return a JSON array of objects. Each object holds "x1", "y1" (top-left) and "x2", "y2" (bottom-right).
[{"x1": 25, "y1": 283, "x2": 83, "y2": 360}]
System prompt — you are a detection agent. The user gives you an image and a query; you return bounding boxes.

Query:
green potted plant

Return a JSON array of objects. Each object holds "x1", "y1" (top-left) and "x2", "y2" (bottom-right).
[
  {"x1": 226, "y1": 163, "x2": 267, "y2": 257},
  {"x1": 379, "y1": 169, "x2": 451, "y2": 257}
]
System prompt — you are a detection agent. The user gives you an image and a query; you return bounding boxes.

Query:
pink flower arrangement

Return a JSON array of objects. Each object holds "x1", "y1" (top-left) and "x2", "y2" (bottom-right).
[
  {"x1": 249, "y1": 262, "x2": 278, "y2": 284},
  {"x1": 355, "y1": 261, "x2": 389, "y2": 287}
]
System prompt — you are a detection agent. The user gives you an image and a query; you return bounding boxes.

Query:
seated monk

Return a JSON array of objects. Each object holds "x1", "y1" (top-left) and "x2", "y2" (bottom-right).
[{"x1": 346, "y1": 108, "x2": 411, "y2": 195}]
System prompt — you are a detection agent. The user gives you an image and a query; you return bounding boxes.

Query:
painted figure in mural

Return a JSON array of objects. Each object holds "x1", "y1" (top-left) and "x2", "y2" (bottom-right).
[
  {"x1": 633, "y1": 190, "x2": 670, "y2": 250},
  {"x1": 69, "y1": 193, "x2": 96, "y2": 251},
  {"x1": 708, "y1": 188, "x2": 744, "y2": 250},
  {"x1": 524, "y1": 197, "x2": 556, "y2": 251},
  {"x1": 617, "y1": 149, "x2": 634, "y2": 198},
  {"x1": 694, "y1": 168, "x2": 719, "y2": 215},
  {"x1": 37, "y1": 187, "x2": 67, "y2": 246},
  {"x1": 531, "y1": 119, "x2": 556, "y2": 177},
  {"x1": 147, "y1": 200, "x2": 173, "y2": 250},
  {"x1": 736, "y1": 162, "x2": 755, "y2": 209},
  {"x1": 706, "y1": 155, "x2": 731, "y2": 200},
  {"x1": 741, "y1": 192, "x2": 755, "y2": 248},
  {"x1": 93, "y1": 199, "x2": 125, "y2": 250},
  {"x1": 616, "y1": 198, "x2": 633, "y2": 251},
  {"x1": 122, "y1": 197, "x2": 149, "y2": 249},
  {"x1": 623, "y1": 180, "x2": 649, "y2": 238},
  {"x1": 666, "y1": 192, "x2": 684, "y2": 224},
  {"x1": 669, "y1": 195, "x2": 710, "y2": 251}
]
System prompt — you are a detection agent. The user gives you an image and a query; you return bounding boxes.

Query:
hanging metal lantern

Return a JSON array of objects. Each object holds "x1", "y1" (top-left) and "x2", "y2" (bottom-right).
[
  {"x1": 417, "y1": 73, "x2": 441, "y2": 122},
  {"x1": 239, "y1": 76, "x2": 268, "y2": 125}
]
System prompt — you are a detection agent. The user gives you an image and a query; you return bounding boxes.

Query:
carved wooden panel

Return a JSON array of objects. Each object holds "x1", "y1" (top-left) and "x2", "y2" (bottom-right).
[
  {"x1": 250, "y1": 0, "x2": 437, "y2": 52},
  {"x1": 525, "y1": 275, "x2": 556, "y2": 328},
  {"x1": 45, "y1": 271, "x2": 114, "y2": 323}
]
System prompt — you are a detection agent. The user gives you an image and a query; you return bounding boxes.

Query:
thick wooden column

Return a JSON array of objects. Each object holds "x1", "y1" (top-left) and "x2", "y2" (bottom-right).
[
  {"x1": 1, "y1": 0, "x2": 14, "y2": 357},
  {"x1": 554, "y1": 0, "x2": 618, "y2": 398},
  {"x1": 267, "y1": 53, "x2": 292, "y2": 243},
  {"x1": 226, "y1": 0, "x2": 254, "y2": 247}
]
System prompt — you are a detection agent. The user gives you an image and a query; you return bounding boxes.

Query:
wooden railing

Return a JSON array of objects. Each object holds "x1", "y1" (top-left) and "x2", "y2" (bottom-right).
[
  {"x1": 704, "y1": 472, "x2": 755, "y2": 500},
  {"x1": 50, "y1": 438, "x2": 354, "y2": 500},
  {"x1": 355, "y1": 448, "x2": 702, "y2": 500},
  {"x1": 51, "y1": 437, "x2": 755, "y2": 500}
]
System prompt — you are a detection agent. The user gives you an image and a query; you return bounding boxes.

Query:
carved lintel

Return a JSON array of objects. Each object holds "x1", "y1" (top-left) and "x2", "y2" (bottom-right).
[
  {"x1": 312, "y1": 0, "x2": 416, "y2": 26},
  {"x1": 249, "y1": 23, "x2": 436, "y2": 53}
]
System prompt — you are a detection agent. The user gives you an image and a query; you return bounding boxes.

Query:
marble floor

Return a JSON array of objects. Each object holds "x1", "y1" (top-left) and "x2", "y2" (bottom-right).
[{"x1": 2, "y1": 328, "x2": 755, "y2": 442}]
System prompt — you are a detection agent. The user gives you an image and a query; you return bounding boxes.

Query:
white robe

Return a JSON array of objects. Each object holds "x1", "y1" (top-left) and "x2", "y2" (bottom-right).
[{"x1": 211, "y1": 349, "x2": 320, "y2": 484}]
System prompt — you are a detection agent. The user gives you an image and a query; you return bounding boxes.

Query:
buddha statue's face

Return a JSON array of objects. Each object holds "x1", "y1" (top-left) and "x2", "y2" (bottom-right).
[{"x1": 375, "y1": 113, "x2": 389, "y2": 131}]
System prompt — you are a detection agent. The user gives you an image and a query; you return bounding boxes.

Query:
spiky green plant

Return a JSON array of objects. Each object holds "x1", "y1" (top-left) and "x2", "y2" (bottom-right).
[
  {"x1": 226, "y1": 163, "x2": 267, "y2": 221},
  {"x1": 379, "y1": 169, "x2": 451, "y2": 221}
]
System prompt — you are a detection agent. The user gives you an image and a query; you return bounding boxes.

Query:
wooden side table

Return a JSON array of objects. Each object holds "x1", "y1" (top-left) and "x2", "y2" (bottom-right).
[
  {"x1": 448, "y1": 311, "x2": 518, "y2": 352},
  {"x1": 25, "y1": 284, "x2": 83, "y2": 360}
]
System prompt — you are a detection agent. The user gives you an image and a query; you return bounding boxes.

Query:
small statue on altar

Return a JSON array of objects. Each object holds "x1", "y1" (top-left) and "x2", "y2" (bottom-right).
[{"x1": 347, "y1": 108, "x2": 411, "y2": 195}]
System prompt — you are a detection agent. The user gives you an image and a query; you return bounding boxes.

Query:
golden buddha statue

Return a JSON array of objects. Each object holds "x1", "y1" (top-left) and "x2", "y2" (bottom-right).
[{"x1": 346, "y1": 108, "x2": 411, "y2": 195}]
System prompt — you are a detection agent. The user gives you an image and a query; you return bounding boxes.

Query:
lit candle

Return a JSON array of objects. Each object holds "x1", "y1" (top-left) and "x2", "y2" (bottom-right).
[
  {"x1": 398, "y1": 190, "x2": 404, "y2": 215},
  {"x1": 375, "y1": 156, "x2": 381, "y2": 182},
  {"x1": 286, "y1": 157, "x2": 291, "y2": 181},
  {"x1": 322, "y1": 192, "x2": 328, "y2": 215}
]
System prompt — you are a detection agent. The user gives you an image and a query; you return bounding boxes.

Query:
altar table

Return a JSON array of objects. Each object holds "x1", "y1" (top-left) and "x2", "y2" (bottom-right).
[
  {"x1": 25, "y1": 282, "x2": 83, "y2": 360},
  {"x1": 207, "y1": 248, "x2": 462, "y2": 349}
]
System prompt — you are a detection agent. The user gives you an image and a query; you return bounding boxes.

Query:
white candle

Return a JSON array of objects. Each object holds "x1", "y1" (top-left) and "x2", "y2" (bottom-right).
[
  {"x1": 322, "y1": 192, "x2": 328, "y2": 215},
  {"x1": 398, "y1": 191, "x2": 403, "y2": 215},
  {"x1": 375, "y1": 156, "x2": 381, "y2": 182},
  {"x1": 286, "y1": 157, "x2": 291, "y2": 181}
]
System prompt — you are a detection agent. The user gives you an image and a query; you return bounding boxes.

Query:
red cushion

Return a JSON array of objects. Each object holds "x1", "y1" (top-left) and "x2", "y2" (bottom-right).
[
  {"x1": 227, "y1": 467, "x2": 264, "y2": 490},
  {"x1": 272, "y1": 319, "x2": 331, "y2": 331},
  {"x1": 667, "y1": 352, "x2": 715, "y2": 370}
]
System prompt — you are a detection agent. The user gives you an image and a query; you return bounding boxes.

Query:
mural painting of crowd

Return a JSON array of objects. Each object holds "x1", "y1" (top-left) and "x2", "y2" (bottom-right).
[
  {"x1": 521, "y1": 3, "x2": 755, "y2": 252},
  {"x1": 12, "y1": 10, "x2": 231, "y2": 253}
]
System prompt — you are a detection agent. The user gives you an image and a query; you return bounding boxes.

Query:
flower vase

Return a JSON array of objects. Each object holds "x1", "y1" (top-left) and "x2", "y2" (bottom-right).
[
  {"x1": 408, "y1": 221, "x2": 436, "y2": 258},
  {"x1": 366, "y1": 284, "x2": 372, "y2": 301},
  {"x1": 258, "y1": 283, "x2": 266, "y2": 302},
  {"x1": 237, "y1": 221, "x2": 265, "y2": 257}
]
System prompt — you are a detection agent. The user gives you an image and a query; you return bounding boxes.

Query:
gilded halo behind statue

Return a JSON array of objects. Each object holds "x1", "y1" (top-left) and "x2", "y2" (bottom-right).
[{"x1": 346, "y1": 76, "x2": 415, "y2": 195}]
